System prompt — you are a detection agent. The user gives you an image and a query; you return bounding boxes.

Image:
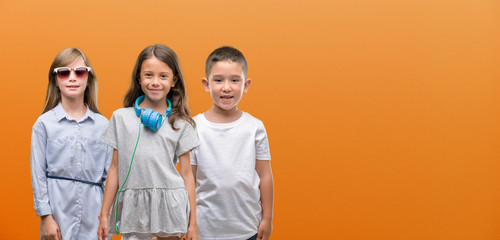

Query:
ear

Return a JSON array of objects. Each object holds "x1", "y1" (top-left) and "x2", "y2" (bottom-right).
[
  {"x1": 243, "y1": 78, "x2": 251, "y2": 93},
  {"x1": 202, "y1": 78, "x2": 210, "y2": 93},
  {"x1": 172, "y1": 76, "x2": 178, "y2": 87}
]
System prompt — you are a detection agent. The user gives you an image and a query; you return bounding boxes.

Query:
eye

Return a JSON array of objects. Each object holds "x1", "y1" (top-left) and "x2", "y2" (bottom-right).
[
  {"x1": 213, "y1": 78, "x2": 222, "y2": 83},
  {"x1": 232, "y1": 79, "x2": 240, "y2": 83},
  {"x1": 143, "y1": 72, "x2": 153, "y2": 78},
  {"x1": 160, "y1": 74, "x2": 169, "y2": 79}
]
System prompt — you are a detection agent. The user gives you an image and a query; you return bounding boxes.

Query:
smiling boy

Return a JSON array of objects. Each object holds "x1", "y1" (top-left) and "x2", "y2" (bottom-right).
[{"x1": 191, "y1": 46, "x2": 274, "y2": 240}]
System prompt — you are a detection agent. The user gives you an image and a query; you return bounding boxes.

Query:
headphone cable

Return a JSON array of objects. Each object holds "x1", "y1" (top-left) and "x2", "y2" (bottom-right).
[{"x1": 114, "y1": 123, "x2": 142, "y2": 234}]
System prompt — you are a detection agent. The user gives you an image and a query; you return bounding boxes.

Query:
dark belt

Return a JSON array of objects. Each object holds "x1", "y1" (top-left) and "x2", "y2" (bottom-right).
[{"x1": 46, "y1": 174, "x2": 103, "y2": 192}]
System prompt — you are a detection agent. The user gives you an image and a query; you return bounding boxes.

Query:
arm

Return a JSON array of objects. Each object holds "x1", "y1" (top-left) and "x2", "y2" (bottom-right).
[
  {"x1": 256, "y1": 160, "x2": 274, "y2": 240},
  {"x1": 31, "y1": 124, "x2": 62, "y2": 240},
  {"x1": 179, "y1": 152, "x2": 198, "y2": 240},
  {"x1": 191, "y1": 165, "x2": 197, "y2": 182},
  {"x1": 98, "y1": 149, "x2": 119, "y2": 240}
]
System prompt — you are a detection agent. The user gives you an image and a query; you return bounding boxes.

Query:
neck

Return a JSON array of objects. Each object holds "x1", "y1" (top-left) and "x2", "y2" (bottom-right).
[
  {"x1": 60, "y1": 97, "x2": 87, "y2": 120},
  {"x1": 204, "y1": 105, "x2": 242, "y2": 123},
  {"x1": 140, "y1": 98, "x2": 168, "y2": 114}
]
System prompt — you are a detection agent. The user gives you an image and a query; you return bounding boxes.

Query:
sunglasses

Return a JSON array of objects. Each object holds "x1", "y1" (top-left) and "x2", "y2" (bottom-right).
[{"x1": 53, "y1": 66, "x2": 91, "y2": 79}]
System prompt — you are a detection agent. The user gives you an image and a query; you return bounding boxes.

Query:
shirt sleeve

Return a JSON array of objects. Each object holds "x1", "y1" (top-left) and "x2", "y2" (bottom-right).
[
  {"x1": 176, "y1": 121, "x2": 200, "y2": 158},
  {"x1": 256, "y1": 122, "x2": 271, "y2": 160},
  {"x1": 30, "y1": 120, "x2": 52, "y2": 216}
]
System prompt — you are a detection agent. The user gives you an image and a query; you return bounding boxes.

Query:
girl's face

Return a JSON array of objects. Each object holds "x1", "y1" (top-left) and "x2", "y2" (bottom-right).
[
  {"x1": 55, "y1": 57, "x2": 88, "y2": 101},
  {"x1": 139, "y1": 57, "x2": 176, "y2": 105}
]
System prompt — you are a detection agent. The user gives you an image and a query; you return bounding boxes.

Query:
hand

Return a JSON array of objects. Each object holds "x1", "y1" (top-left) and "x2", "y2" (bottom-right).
[
  {"x1": 185, "y1": 225, "x2": 198, "y2": 240},
  {"x1": 41, "y1": 215, "x2": 62, "y2": 240},
  {"x1": 257, "y1": 218, "x2": 272, "y2": 240},
  {"x1": 97, "y1": 213, "x2": 110, "y2": 240}
]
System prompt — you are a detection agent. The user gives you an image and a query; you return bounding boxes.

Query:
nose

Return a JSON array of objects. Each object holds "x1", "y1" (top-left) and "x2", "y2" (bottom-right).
[
  {"x1": 151, "y1": 76, "x2": 160, "y2": 86},
  {"x1": 222, "y1": 81, "x2": 231, "y2": 92},
  {"x1": 68, "y1": 70, "x2": 77, "y2": 81}
]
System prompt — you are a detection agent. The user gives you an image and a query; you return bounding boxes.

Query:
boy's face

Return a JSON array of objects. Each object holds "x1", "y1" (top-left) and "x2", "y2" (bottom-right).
[{"x1": 202, "y1": 61, "x2": 251, "y2": 113}]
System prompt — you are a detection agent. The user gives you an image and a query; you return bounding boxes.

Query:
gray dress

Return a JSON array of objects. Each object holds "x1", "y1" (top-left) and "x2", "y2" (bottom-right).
[{"x1": 100, "y1": 107, "x2": 199, "y2": 235}]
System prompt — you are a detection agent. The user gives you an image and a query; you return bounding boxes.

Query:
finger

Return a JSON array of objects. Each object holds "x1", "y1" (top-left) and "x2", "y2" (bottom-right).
[
  {"x1": 47, "y1": 233, "x2": 57, "y2": 240},
  {"x1": 57, "y1": 228, "x2": 62, "y2": 240}
]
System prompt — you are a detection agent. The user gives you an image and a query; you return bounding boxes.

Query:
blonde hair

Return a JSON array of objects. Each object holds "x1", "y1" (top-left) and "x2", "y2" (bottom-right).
[
  {"x1": 123, "y1": 44, "x2": 195, "y2": 129},
  {"x1": 42, "y1": 48, "x2": 100, "y2": 114}
]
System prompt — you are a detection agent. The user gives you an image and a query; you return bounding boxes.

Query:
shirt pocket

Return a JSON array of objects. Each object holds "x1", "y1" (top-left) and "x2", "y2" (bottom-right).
[
  {"x1": 46, "y1": 136, "x2": 74, "y2": 170},
  {"x1": 83, "y1": 138, "x2": 108, "y2": 172}
]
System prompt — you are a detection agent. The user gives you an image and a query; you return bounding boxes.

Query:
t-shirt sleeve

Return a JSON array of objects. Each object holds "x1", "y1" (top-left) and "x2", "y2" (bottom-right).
[
  {"x1": 190, "y1": 145, "x2": 198, "y2": 165},
  {"x1": 100, "y1": 112, "x2": 118, "y2": 150},
  {"x1": 176, "y1": 122, "x2": 200, "y2": 158},
  {"x1": 256, "y1": 122, "x2": 271, "y2": 160}
]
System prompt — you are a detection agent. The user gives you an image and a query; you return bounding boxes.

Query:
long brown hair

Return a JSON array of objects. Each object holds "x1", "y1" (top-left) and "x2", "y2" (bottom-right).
[
  {"x1": 42, "y1": 48, "x2": 99, "y2": 114},
  {"x1": 123, "y1": 44, "x2": 195, "y2": 129}
]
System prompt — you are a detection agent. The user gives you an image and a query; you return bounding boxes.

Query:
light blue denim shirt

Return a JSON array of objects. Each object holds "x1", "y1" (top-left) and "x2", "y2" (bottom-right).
[{"x1": 30, "y1": 103, "x2": 112, "y2": 239}]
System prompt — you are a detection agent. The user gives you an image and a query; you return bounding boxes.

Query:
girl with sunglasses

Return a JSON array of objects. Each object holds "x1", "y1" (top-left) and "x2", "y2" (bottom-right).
[
  {"x1": 97, "y1": 44, "x2": 199, "y2": 240},
  {"x1": 31, "y1": 48, "x2": 112, "y2": 240}
]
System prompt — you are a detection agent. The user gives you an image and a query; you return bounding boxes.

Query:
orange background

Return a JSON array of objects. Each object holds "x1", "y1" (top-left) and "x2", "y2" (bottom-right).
[{"x1": 1, "y1": 0, "x2": 499, "y2": 239}]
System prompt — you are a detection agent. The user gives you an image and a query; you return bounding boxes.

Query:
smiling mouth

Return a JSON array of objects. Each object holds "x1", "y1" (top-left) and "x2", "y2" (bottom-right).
[
  {"x1": 67, "y1": 85, "x2": 79, "y2": 88},
  {"x1": 221, "y1": 96, "x2": 233, "y2": 99}
]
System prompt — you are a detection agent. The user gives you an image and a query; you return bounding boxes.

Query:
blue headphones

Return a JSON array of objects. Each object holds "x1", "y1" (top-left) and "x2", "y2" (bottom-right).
[{"x1": 133, "y1": 95, "x2": 172, "y2": 131}]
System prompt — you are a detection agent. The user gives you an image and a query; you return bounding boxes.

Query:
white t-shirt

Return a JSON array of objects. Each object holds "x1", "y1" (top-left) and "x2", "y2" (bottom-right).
[{"x1": 191, "y1": 112, "x2": 271, "y2": 240}]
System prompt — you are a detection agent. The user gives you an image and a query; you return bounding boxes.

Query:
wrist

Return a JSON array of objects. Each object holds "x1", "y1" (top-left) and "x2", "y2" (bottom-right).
[
  {"x1": 99, "y1": 212, "x2": 110, "y2": 220},
  {"x1": 188, "y1": 220, "x2": 198, "y2": 228},
  {"x1": 260, "y1": 217, "x2": 273, "y2": 227}
]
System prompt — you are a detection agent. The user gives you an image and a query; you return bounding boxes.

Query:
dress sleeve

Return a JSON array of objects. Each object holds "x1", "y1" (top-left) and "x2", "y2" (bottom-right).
[
  {"x1": 101, "y1": 144, "x2": 113, "y2": 187},
  {"x1": 190, "y1": 146, "x2": 198, "y2": 165},
  {"x1": 30, "y1": 120, "x2": 52, "y2": 216},
  {"x1": 100, "y1": 113, "x2": 118, "y2": 150},
  {"x1": 256, "y1": 122, "x2": 271, "y2": 160},
  {"x1": 176, "y1": 122, "x2": 200, "y2": 158}
]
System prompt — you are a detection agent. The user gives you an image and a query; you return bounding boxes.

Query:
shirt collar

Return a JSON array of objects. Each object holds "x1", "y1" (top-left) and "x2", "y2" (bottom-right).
[{"x1": 54, "y1": 102, "x2": 96, "y2": 122}]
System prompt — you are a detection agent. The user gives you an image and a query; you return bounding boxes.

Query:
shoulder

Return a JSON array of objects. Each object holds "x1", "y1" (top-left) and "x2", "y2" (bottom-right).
[
  {"x1": 192, "y1": 113, "x2": 204, "y2": 123},
  {"x1": 113, "y1": 107, "x2": 134, "y2": 116},
  {"x1": 92, "y1": 112, "x2": 108, "y2": 122},
  {"x1": 109, "y1": 107, "x2": 136, "y2": 120},
  {"x1": 241, "y1": 112, "x2": 265, "y2": 128},
  {"x1": 88, "y1": 112, "x2": 110, "y2": 132},
  {"x1": 32, "y1": 109, "x2": 56, "y2": 130},
  {"x1": 172, "y1": 118, "x2": 195, "y2": 131},
  {"x1": 90, "y1": 110, "x2": 109, "y2": 123}
]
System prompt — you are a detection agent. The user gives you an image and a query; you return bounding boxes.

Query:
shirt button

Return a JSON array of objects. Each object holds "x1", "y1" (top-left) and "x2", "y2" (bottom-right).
[
  {"x1": 76, "y1": 200, "x2": 80, "y2": 204},
  {"x1": 75, "y1": 124, "x2": 79, "y2": 128},
  {"x1": 77, "y1": 162, "x2": 81, "y2": 167},
  {"x1": 75, "y1": 218, "x2": 80, "y2": 222},
  {"x1": 76, "y1": 142, "x2": 81, "y2": 146}
]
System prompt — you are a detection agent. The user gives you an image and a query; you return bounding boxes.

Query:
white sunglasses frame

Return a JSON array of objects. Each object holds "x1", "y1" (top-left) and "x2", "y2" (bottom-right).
[{"x1": 53, "y1": 66, "x2": 92, "y2": 77}]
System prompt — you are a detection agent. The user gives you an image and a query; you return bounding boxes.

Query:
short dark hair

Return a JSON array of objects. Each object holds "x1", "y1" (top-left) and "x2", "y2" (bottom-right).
[{"x1": 205, "y1": 46, "x2": 247, "y2": 78}]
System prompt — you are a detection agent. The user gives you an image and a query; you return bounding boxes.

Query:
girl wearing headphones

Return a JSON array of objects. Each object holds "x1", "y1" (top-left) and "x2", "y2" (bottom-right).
[
  {"x1": 97, "y1": 44, "x2": 199, "y2": 240},
  {"x1": 30, "y1": 48, "x2": 112, "y2": 240}
]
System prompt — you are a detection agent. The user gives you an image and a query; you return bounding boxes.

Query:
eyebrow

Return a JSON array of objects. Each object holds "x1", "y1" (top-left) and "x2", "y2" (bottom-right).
[
  {"x1": 142, "y1": 70, "x2": 171, "y2": 74},
  {"x1": 211, "y1": 74, "x2": 242, "y2": 78}
]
